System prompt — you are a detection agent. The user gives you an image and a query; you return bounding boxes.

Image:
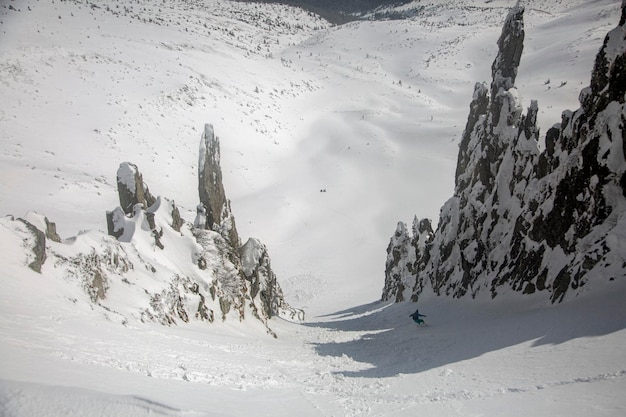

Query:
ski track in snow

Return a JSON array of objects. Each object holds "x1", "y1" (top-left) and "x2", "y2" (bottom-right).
[{"x1": 2, "y1": 288, "x2": 626, "y2": 416}]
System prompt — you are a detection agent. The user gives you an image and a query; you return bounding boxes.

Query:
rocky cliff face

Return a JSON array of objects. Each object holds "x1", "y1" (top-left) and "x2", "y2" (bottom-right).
[
  {"x1": 1, "y1": 124, "x2": 301, "y2": 336},
  {"x1": 383, "y1": 4, "x2": 626, "y2": 303}
]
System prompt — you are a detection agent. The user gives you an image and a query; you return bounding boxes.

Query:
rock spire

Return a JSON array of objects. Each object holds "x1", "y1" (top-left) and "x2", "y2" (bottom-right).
[{"x1": 198, "y1": 124, "x2": 240, "y2": 246}]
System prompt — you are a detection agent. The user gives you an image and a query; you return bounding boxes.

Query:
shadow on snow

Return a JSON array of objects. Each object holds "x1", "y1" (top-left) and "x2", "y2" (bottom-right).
[{"x1": 304, "y1": 285, "x2": 626, "y2": 379}]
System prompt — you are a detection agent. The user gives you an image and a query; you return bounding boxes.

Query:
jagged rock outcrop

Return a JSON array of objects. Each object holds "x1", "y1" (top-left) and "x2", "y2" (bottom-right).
[
  {"x1": 11, "y1": 212, "x2": 64, "y2": 274},
  {"x1": 239, "y1": 238, "x2": 305, "y2": 321},
  {"x1": 192, "y1": 227, "x2": 248, "y2": 321},
  {"x1": 383, "y1": 3, "x2": 626, "y2": 303},
  {"x1": 115, "y1": 162, "x2": 156, "y2": 214},
  {"x1": 382, "y1": 217, "x2": 434, "y2": 303},
  {"x1": 16, "y1": 217, "x2": 47, "y2": 273},
  {"x1": 198, "y1": 124, "x2": 240, "y2": 246},
  {"x1": 382, "y1": 222, "x2": 414, "y2": 303},
  {"x1": 98, "y1": 124, "x2": 302, "y2": 331},
  {"x1": 2, "y1": 123, "x2": 301, "y2": 334}
]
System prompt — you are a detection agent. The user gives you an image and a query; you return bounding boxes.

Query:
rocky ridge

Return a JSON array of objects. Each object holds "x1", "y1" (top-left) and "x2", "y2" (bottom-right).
[
  {"x1": 2, "y1": 124, "x2": 302, "y2": 335},
  {"x1": 383, "y1": 3, "x2": 626, "y2": 304}
]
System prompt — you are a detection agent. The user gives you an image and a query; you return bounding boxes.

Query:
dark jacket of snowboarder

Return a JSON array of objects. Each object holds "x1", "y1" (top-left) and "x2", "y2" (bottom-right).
[{"x1": 409, "y1": 309, "x2": 427, "y2": 325}]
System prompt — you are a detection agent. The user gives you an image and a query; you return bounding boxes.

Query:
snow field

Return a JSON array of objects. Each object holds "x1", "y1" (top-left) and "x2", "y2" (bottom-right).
[
  {"x1": 1, "y1": 0, "x2": 626, "y2": 416},
  {"x1": 1, "y1": 279, "x2": 625, "y2": 416},
  {"x1": 1, "y1": 0, "x2": 621, "y2": 312}
]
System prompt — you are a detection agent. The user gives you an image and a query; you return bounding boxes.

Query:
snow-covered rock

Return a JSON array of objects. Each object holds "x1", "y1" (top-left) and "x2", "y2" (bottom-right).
[
  {"x1": 115, "y1": 162, "x2": 156, "y2": 215},
  {"x1": 239, "y1": 237, "x2": 305, "y2": 321},
  {"x1": 1, "y1": 123, "x2": 301, "y2": 335},
  {"x1": 382, "y1": 217, "x2": 434, "y2": 302},
  {"x1": 384, "y1": 3, "x2": 626, "y2": 303},
  {"x1": 382, "y1": 221, "x2": 415, "y2": 303}
]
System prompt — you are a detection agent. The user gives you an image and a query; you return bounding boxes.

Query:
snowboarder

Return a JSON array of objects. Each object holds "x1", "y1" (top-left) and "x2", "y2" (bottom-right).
[{"x1": 409, "y1": 309, "x2": 427, "y2": 326}]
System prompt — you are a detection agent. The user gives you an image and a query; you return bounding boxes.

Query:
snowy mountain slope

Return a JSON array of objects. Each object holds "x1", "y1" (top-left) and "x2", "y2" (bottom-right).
[
  {"x1": 1, "y1": 279, "x2": 625, "y2": 416},
  {"x1": 1, "y1": 1, "x2": 626, "y2": 416},
  {"x1": 1, "y1": 0, "x2": 620, "y2": 314}
]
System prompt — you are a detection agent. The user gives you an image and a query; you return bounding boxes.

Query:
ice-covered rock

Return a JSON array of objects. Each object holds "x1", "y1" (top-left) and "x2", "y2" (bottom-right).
[
  {"x1": 382, "y1": 221, "x2": 415, "y2": 303},
  {"x1": 3, "y1": 120, "x2": 298, "y2": 336}
]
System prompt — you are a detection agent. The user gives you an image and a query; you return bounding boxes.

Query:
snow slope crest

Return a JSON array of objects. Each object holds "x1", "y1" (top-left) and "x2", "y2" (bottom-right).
[{"x1": 383, "y1": 3, "x2": 626, "y2": 304}]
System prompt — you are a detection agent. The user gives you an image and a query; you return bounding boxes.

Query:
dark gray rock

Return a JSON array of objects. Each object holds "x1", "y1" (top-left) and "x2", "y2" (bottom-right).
[
  {"x1": 116, "y1": 162, "x2": 156, "y2": 214},
  {"x1": 17, "y1": 218, "x2": 46, "y2": 273},
  {"x1": 170, "y1": 200, "x2": 184, "y2": 232},
  {"x1": 489, "y1": 4, "x2": 524, "y2": 126},
  {"x1": 44, "y1": 217, "x2": 62, "y2": 243},
  {"x1": 198, "y1": 124, "x2": 240, "y2": 246}
]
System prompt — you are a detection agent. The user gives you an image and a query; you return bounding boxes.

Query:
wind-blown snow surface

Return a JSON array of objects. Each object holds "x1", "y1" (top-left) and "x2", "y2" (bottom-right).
[{"x1": 1, "y1": 0, "x2": 626, "y2": 415}]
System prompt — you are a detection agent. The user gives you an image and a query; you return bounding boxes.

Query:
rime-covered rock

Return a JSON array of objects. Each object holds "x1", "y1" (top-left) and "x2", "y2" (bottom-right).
[
  {"x1": 384, "y1": 3, "x2": 626, "y2": 304},
  {"x1": 198, "y1": 124, "x2": 240, "y2": 246},
  {"x1": 382, "y1": 217, "x2": 433, "y2": 302},
  {"x1": 193, "y1": 204, "x2": 207, "y2": 229},
  {"x1": 239, "y1": 238, "x2": 304, "y2": 321},
  {"x1": 192, "y1": 228, "x2": 248, "y2": 321},
  {"x1": 382, "y1": 222, "x2": 414, "y2": 302},
  {"x1": 409, "y1": 217, "x2": 434, "y2": 300}
]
